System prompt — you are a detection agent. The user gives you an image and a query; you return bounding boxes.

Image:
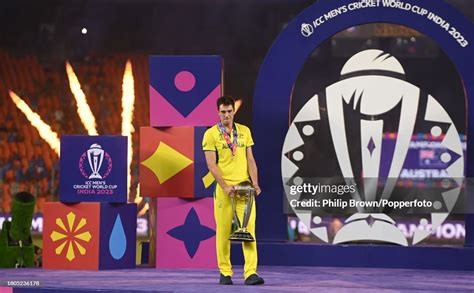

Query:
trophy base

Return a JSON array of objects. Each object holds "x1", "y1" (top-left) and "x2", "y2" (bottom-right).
[{"x1": 229, "y1": 231, "x2": 255, "y2": 242}]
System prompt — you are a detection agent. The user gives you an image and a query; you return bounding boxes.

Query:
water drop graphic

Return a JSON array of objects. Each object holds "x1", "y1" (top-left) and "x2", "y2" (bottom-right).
[{"x1": 109, "y1": 214, "x2": 127, "y2": 260}]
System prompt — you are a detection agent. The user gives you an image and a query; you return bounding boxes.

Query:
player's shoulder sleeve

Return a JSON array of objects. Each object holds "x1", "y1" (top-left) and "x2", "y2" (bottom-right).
[
  {"x1": 202, "y1": 126, "x2": 217, "y2": 151},
  {"x1": 238, "y1": 123, "x2": 254, "y2": 147}
]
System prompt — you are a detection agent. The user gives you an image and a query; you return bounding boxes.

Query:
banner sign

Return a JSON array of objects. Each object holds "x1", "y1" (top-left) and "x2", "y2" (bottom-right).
[
  {"x1": 59, "y1": 135, "x2": 128, "y2": 203},
  {"x1": 252, "y1": 0, "x2": 474, "y2": 244}
]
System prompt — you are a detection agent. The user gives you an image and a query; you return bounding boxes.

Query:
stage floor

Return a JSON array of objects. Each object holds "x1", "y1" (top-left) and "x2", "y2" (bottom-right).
[{"x1": 1, "y1": 266, "x2": 473, "y2": 292}]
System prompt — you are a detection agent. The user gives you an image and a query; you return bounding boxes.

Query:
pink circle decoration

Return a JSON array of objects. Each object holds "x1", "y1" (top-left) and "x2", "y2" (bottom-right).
[{"x1": 174, "y1": 71, "x2": 196, "y2": 92}]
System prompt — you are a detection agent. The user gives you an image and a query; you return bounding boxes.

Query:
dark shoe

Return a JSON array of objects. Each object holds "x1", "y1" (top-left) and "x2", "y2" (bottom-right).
[
  {"x1": 219, "y1": 274, "x2": 233, "y2": 285},
  {"x1": 245, "y1": 274, "x2": 264, "y2": 285}
]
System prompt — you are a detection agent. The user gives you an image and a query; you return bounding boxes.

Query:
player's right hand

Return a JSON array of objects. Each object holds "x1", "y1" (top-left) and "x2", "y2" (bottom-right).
[{"x1": 224, "y1": 185, "x2": 235, "y2": 197}]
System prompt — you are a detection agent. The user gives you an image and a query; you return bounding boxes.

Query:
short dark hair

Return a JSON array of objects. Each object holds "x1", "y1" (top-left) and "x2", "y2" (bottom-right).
[{"x1": 217, "y1": 96, "x2": 235, "y2": 110}]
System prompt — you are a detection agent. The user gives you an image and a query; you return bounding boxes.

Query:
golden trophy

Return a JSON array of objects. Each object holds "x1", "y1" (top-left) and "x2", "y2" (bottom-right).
[{"x1": 229, "y1": 181, "x2": 255, "y2": 242}]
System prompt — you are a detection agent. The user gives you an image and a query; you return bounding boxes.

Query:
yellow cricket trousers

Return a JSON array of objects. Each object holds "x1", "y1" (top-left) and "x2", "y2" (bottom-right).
[{"x1": 214, "y1": 183, "x2": 258, "y2": 278}]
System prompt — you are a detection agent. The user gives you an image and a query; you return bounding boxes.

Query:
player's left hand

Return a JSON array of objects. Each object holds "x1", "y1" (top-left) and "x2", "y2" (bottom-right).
[{"x1": 254, "y1": 185, "x2": 261, "y2": 196}]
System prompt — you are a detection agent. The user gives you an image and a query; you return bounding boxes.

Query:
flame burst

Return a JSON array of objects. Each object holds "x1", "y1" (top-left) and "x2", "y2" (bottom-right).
[
  {"x1": 65, "y1": 61, "x2": 98, "y2": 135},
  {"x1": 139, "y1": 203, "x2": 149, "y2": 217},
  {"x1": 9, "y1": 90, "x2": 60, "y2": 155},
  {"x1": 134, "y1": 184, "x2": 148, "y2": 216},
  {"x1": 11, "y1": 61, "x2": 139, "y2": 203},
  {"x1": 121, "y1": 60, "x2": 135, "y2": 199},
  {"x1": 235, "y1": 99, "x2": 242, "y2": 113}
]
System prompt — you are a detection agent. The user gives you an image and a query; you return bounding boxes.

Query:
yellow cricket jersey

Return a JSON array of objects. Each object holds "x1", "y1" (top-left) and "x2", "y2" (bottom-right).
[{"x1": 202, "y1": 123, "x2": 254, "y2": 183}]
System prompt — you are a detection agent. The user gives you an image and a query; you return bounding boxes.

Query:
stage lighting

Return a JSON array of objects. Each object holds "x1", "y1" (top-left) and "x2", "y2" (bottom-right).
[{"x1": 0, "y1": 192, "x2": 36, "y2": 268}]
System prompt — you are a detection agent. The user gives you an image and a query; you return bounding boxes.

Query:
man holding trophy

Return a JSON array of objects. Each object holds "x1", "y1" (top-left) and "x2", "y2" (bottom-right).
[{"x1": 202, "y1": 96, "x2": 264, "y2": 285}]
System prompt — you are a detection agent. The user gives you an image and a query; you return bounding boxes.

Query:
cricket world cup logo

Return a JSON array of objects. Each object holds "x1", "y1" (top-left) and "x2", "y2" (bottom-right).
[
  {"x1": 282, "y1": 49, "x2": 464, "y2": 245},
  {"x1": 79, "y1": 143, "x2": 113, "y2": 179},
  {"x1": 301, "y1": 23, "x2": 314, "y2": 38}
]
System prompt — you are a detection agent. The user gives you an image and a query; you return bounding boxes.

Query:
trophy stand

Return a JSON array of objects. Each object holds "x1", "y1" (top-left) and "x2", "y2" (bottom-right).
[{"x1": 229, "y1": 181, "x2": 255, "y2": 242}]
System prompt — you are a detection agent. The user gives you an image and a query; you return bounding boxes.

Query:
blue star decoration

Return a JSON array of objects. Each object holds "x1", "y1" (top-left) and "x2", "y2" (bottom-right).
[{"x1": 167, "y1": 207, "x2": 216, "y2": 258}]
